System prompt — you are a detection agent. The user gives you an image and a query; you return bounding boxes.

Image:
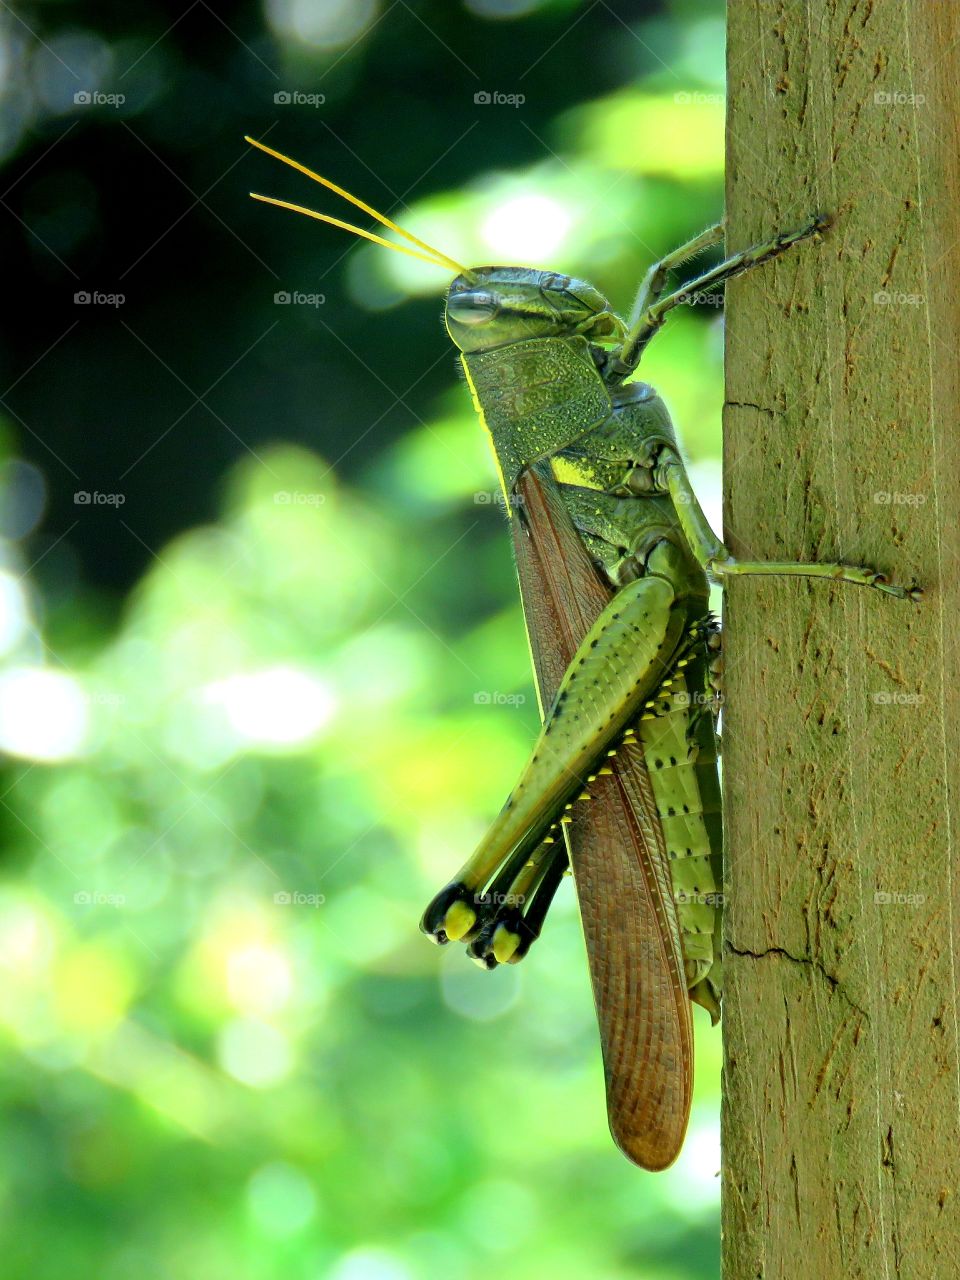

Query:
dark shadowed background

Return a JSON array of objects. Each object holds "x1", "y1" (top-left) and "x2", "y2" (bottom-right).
[{"x1": 0, "y1": 2, "x2": 726, "y2": 1277}]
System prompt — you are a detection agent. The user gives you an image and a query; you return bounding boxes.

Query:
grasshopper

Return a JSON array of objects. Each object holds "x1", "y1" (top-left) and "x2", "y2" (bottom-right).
[{"x1": 246, "y1": 137, "x2": 920, "y2": 1170}]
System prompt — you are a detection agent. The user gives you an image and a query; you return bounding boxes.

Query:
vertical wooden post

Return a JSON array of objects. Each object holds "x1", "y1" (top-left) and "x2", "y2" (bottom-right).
[{"x1": 722, "y1": 3, "x2": 960, "y2": 1276}]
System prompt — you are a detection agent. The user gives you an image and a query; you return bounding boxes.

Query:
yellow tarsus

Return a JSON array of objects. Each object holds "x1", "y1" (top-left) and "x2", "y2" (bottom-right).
[{"x1": 443, "y1": 900, "x2": 476, "y2": 942}]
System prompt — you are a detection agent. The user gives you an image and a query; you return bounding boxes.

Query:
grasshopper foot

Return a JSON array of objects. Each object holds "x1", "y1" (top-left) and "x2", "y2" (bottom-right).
[
  {"x1": 465, "y1": 907, "x2": 530, "y2": 969},
  {"x1": 708, "y1": 554, "x2": 923, "y2": 601},
  {"x1": 420, "y1": 883, "x2": 478, "y2": 945},
  {"x1": 868, "y1": 572, "x2": 924, "y2": 602}
]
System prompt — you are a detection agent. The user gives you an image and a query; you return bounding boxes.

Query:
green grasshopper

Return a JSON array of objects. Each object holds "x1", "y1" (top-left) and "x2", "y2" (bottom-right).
[{"x1": 246, "y1": 137, "x2": 920, "y2": 1170}]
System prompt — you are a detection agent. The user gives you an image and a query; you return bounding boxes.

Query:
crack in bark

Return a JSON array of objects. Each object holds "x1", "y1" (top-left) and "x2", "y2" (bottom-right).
[
  {"x1": 724, "y1": 398, "x2": 778, "y2": 417},
  {"x1": 727, "y1": 941, "x2": 869, "y2": 1019}
]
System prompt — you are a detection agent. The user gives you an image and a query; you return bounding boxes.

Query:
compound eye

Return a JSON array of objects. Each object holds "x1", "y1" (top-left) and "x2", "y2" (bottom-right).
[{"x1": 446, "y1": 289, "x2": 498, "y2": 325}]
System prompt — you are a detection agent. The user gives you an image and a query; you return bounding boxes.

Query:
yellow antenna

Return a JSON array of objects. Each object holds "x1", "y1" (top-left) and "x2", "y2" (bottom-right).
[
  {"x1": 244, "y1": 136, "x2": 474, "y2": 279},
  {"x1": 248, "y1": 195, "x2": 457, "y2": 269}
]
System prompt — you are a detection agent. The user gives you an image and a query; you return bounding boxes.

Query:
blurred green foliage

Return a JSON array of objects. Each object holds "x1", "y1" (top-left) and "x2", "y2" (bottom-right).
[{"x1": 0, "y1": 1, "x2": 726, "y2": 1277}]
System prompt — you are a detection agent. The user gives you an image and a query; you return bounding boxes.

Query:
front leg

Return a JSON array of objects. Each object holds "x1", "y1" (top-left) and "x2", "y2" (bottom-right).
[
  {"x1": 612, "y1": 214, "x2": 829, "y2": 379},
  {"x1": 658, "y1": 451, "x2": 922, "y2": 602},
  {"x1": 627, "y1": 223, "x2": 725, "y2": 328}
]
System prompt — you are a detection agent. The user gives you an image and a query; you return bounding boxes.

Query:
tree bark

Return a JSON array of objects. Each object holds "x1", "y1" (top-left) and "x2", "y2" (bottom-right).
[{"x1": 722, "y1": 4, "x2": 960, "y2": 1278}]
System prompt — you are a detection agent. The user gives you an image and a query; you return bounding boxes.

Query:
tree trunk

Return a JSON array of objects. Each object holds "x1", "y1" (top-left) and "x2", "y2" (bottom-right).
[{"x1": 722, "y1": 4, "x2": 960, "y2": 1277}]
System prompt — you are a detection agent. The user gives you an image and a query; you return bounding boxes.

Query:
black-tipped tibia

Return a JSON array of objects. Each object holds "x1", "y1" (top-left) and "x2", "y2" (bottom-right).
[
  {"x1": 420, "y1": 882, "x2": 479, "y2": 945},
  {"x1": 465, "y1": 847, "x2": 570, "y2": 969}
]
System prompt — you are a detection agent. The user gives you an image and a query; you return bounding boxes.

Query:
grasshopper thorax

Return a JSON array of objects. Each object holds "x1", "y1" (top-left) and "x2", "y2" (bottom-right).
[
  {"x1": 445, "y1": 267, "x2": 623, "y2": 353},
  {"x1": 450, "y1": 268, "x2": 623, "y2": 496}
]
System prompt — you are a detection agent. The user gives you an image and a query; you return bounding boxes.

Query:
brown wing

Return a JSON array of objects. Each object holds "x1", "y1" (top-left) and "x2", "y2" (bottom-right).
[{"x1": 511, "y1": 462, "x2": 693, "y2": 1171}]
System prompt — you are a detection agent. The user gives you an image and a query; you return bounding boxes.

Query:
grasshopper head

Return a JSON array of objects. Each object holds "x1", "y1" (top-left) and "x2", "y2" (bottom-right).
[
  {"x1": 242, "y1": 139, "x2": 623, "y2": 357},
  {"x1": 445, "y1": 267, "x2": 623, "y2": 352}
]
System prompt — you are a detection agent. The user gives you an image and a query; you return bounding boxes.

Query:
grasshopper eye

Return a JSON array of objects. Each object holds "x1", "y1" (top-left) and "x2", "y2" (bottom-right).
[{"x1": 447, "y1": 290, "x2": 498, "y2": 324}]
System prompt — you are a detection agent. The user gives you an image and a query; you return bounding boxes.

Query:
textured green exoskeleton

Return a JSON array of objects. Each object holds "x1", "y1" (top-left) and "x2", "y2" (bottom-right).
[{"x1": 245, "y1": 137, "x2": 921, "y2": 1171}]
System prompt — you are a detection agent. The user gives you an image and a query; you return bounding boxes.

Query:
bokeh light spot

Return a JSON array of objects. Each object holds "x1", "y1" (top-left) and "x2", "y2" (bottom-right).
[
  {"x1": 247, "y1": 1161, "x2": 318, "y2": 1235},
  {"x1": 0, "y1": 571, "x2": 30, "y2": 655},
  {"x1": 481, "y1": 194, "x2": 572, "y2": 263},
  {"x1": 218, "y1": 1016, "x2": 292, "y2": 1087},
  {"x1": 465, "y1": 0, "x2": 546, "y2": 16},
  {"x1": 329, "y1": 1247, "x2": 413, "y2": 1280},
  {"x1": 54, "y1": 943, "x2": 136, "y2": 1034},
  {"x1": 0, "y1": 460, "x2": 47, "y2": 539},
  {"x1": 226, "y1": 943, "x2": 292, "y2": 1016},
  {"x1": 0, "y1": 667, "x2": 88, "y2": 761},
  {"x1": 267, "y1": 0, "x2": 378, "y2": 50},
  {"x1": 203, "y1": 666, "x2": 336, "y2": 748},
  {"x1": 441, "y1": 950, "x2": 521, "y2": 1021},
  {"x1": 0, "y1": 896, "x2": 56, "y2": 975},
  {"x1": 667, "y1": 1108, "x2": 722, "y2": 1206}
]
